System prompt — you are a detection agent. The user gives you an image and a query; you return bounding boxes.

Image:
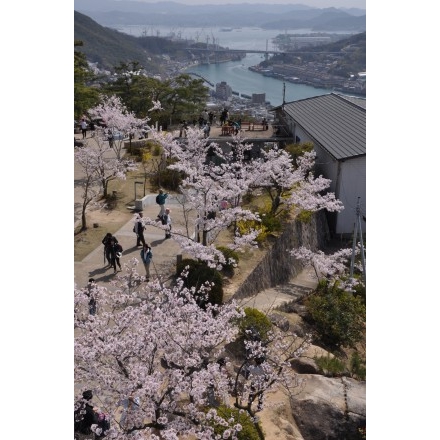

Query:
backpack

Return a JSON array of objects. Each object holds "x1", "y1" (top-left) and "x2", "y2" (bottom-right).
[
  {"x1": 161, "y1": 214, "x2": 168, "y2": 225},
  {"x1": 156, "y1": 194, "x2": 160, "y2": 204},
  {"x1": 115, "y1": 244, "x2": 123, "y2": 253}
]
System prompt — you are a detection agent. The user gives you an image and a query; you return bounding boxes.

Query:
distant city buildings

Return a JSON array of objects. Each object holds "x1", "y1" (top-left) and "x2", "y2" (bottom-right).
[
  {"x1": 252, "y1": 93, "x2": 266, "y2": 104},
  {"x1": 215, "y1": 81, "x2": 233, "y2": 100}
]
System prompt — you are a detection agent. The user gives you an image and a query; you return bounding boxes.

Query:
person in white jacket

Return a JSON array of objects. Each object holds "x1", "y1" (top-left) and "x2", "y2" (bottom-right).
[{"x1": 163, "y1": 208, "x2": 172, "y2": 239}]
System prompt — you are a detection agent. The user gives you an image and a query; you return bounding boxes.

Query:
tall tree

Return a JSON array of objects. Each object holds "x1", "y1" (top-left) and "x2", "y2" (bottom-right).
[
  {"x1": 74, "y1": 142, "x2": 101, "y2": 231},
  {"x1": 74, "y1": 40, "x2": 99, "y2": 120},
  {"x1": 75, "y1": 138, "x2": 137, "y2": 199}
]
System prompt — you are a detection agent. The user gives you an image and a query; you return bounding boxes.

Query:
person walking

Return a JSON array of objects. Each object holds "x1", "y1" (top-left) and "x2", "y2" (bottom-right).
[
  {"x1": 102, "y1": 233, "x2": 118, "y2": 267},
  {"x1": 162, "y1": 208, "x2": 172, "y2": 239},
  {"x1": 140, "y1": 243, "x2": 153, "y2": 281},
  {"x1": 134, "y1": 212, "x2": 146, "y2": 247},
  {"x1": 80, "y1": 118, "x2": 88, "y2": 139},
  {"x1": 156, "y1": 189, "x2": 168, "y2": 218},
  {"x1": 86, "y1": 278, "x2": 97, "y2": 316},
  {"x1": 108, "y1": 237, "x2": 122, "y2": 273}
]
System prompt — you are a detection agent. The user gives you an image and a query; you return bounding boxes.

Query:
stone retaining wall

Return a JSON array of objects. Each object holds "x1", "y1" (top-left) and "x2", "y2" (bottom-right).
[{"x1": 233, "y1": 211, "x2": 330, "y2": 299}]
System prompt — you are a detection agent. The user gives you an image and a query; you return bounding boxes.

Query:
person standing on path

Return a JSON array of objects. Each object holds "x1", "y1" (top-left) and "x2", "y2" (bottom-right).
[
  {"x1": 80, "y1": 118, "x2": 87, "y2": 139},
  {"x1": 134, "y1": 212, "x2": 146, "y2": 247},
  {"x1": 156, "y1": 189, "x2": 168, "y2": 218},
  {"x1": 140, "y1": 243, "x2": 153, "y2": 281}
]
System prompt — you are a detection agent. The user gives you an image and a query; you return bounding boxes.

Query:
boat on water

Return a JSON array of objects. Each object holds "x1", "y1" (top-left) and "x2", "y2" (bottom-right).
[{"x1": 220, "y1": 28, "x2": 233, "y2": 32}]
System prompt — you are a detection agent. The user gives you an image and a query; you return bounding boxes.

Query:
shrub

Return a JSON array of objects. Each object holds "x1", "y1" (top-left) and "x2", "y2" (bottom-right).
[
  {"x1": 314, "y1": 354, "x2": 347, "y2": 377},
  {"x1": 209, "y1": 405, "x2": 262, "y2": 440},
  {"x1": 216, "y1": 246, "x2": 239, "y2": 274},
  {"x1": 349, "y1": 351, "x2": 366, "y2": 380},
  {"x1": 305, "y1": 280, "x2": 366, "y2": 349},
  {"x1": 237, "y1": 307, "x2": 272, "y2": 343},
  {"x1": 259, "y1": 209, "x2": 283, "y2": 233},
  {"x1": 152, "y1": 143, "x2": 161, "y2": 156},
  {"x1": 284, "y1": 141, "x2": 314, "y2": 162},
  {"x1": 236, "y1": 219, "x2": 269, "y2": 245},
  {"x1": 296, "y1": 209, "x2": 313, "y2": 223},
  {"x1": 149, "y1": 167, "x2": 184, "y2": 191},
  {"x1": 176, "y1": 259, "x2": 224, "y2": 307}
]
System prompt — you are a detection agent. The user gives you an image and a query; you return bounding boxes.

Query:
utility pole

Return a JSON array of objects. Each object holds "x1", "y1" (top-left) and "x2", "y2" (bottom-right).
[
  {"x1": 282, "y1": 82, "x2": 286, "y2": 110},
  {"x1": 350, "y1": 197, "x2": 366, "y2": 282}
]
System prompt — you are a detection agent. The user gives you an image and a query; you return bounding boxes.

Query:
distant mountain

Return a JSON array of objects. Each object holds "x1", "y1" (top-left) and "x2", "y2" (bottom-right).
[
  {"x1": 73, "y1": 0, "x2": 365, "y2": 31},
  {"x1": 74, "y1": 11, "x2": 163, "y2": 72}
]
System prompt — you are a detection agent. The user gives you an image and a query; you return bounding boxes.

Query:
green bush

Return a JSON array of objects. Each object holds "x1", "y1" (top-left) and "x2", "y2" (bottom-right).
[
  {"x1": 209, "y1": 405, "x2": 262, "y2": 440},
  {"x1": 314, "y1": 354, "x2": 347, "y2": 377},
  {"x1": 259, "y1": 210, "x2": 282, "y2": 233},
  {"x1": 176, "y1": 258, "x2": 224, "y2": 307},
  {"x1": 236, "y1": 218, "x2": 269, "y2": 245},
  {"x1": 349, "y1": 351, "x2": 366, "y2": 380},
  {"x1": 152, "y1": 143, "x2": 161, "y2": 156},
  {"x1": 284, "y1": 141, "x2": 314, "y2": 162},
  {"x1": 305, "y1": 280, "x2": 366, "y2": 349},
  {"x1": 216, "y1": 246, "x2": 239, "y2": 274},
  {"x1": 237, "y1": 307, "x2": 272, "y2": 342},
  {"x1": 296, "y1": 209, "x2": 313, "y2": 223},
  {"x1": 149, "y1": 167, "x2": 184, "y2": 192}
]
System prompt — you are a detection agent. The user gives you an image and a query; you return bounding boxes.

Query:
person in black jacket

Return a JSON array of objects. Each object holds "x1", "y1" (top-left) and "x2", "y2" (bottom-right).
[
  {"x1": 74, "y1": 390, "x2": 96, "y2": 437},
  {"x1": 74, "y1": 390, "x2": 109, "y2": 438},
  {"x1": 102, "y1": 233, "x2": 118, "y2": 267},
  {"x1": 108, "y1": 238, "x2": 122, "y2": 274}
]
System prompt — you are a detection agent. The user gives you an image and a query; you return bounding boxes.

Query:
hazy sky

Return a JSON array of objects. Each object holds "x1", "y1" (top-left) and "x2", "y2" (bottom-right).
[{"x1": 132, "y1": 0, "x2": 366, "y2": 9}]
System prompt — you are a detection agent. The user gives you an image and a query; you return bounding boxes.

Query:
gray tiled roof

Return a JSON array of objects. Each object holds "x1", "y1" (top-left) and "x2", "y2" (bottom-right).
[{"x1": 280, "y1": 93, "x2": 366, "y2": 160}]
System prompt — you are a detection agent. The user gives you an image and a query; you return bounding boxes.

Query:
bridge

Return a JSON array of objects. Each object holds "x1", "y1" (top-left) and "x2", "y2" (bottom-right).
[
  {"x1": 185, "y1": 47, "x2": 341, "y2": 63},
  {"x1": 185, "y1": 48, "x2": 341, "y2": 55}
]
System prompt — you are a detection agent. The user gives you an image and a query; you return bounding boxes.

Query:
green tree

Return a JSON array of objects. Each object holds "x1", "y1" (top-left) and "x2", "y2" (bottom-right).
[
  {"x1": 306, "y1": 280, "x2": 366, "y2": 348},
  {"x1": 74, "y1": 40, "x2": 99, "y2": 120},
  {"x1": 104, "y1": 71, "x2": 209, "y2": 126}
]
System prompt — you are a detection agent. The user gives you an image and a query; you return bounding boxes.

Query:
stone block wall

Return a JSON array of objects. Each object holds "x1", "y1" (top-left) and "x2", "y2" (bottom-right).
[{"x1": 233, "y1": 211, "x2": 330, "y2": 299}]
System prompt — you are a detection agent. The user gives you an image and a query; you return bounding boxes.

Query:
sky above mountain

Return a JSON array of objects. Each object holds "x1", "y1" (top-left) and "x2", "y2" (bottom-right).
[{"x1": 127, "y1": 0, "x2": 366, "y2": 9}]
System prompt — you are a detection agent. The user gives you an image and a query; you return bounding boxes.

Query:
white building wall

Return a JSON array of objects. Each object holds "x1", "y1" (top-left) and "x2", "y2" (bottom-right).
[{"x1": 336, "y1": 157, "x2": 366, "y2": 235}]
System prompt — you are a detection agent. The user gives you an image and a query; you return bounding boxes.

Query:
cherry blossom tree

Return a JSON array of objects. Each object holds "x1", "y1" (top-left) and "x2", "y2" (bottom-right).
[
  {"x1": 74, "y1": 142, "x2": 101, "y2": 231},
  {"x1": 146, "y1": 127, "x2": 261, "y2": 268},
  {"x1": 74, "y1": 259, "x2": 311, "y2": 440},
  {"x1": 75, "y1": 260, "x2": 246, "y2": 439},
  {"x1": 89, "y1": 95, "x2": 148, "y2": 160},
  {"x1": 252, "y1": 147, "x2": 344, "y2": 217},
  {"x1": 289, "y1": 245, "x2": 365, "y2": 292}
]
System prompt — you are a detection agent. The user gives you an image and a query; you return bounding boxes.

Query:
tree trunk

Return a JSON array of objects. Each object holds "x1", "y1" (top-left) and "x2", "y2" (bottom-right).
[
  {"x1": 81, "y1": 210, "x2": 87, "y2": 231},
  {"x1": 102, "y1": 179, "x2": 108, "y2": 198}
]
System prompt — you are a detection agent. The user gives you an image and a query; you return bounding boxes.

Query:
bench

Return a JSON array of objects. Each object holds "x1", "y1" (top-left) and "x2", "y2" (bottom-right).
[
  {"x1": 240, "y1": 121, "x2": 252, "y2": 131},
  {"x1": 252, "y1": 123, "x2": 267, "y2": 131},
  {"x1": 221, "y1": 126, "x2": 236, "y2": 136}
]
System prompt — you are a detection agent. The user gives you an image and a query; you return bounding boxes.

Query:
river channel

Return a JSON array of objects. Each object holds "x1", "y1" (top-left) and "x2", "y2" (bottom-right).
[{"x1": 114, "y1": 25, "x2": 355, "y2": 107}]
